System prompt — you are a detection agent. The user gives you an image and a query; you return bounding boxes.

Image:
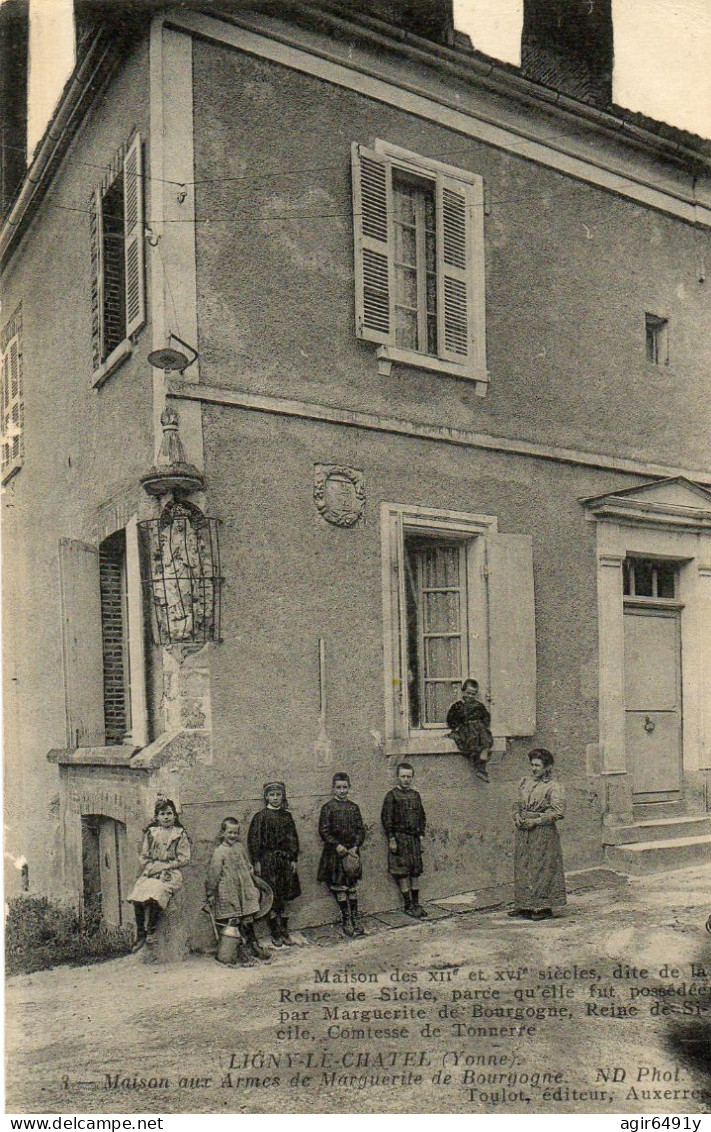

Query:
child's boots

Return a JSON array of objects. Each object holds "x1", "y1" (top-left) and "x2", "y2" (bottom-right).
[
  {"x1": 236, "y1": 942, "x2": 256, "y2": 967},
  {"x1": 349, "y1": 898, "x2": 365, "y2": 936},
  {"x1": 411, "y1": 890, "x2": 428, "y2": 919},
  {"x1": 241, "y1": 921, "x2": 271, "y2": 961},
  {"x1": 402, "y1": 891, "x2": 418, "y2": 918},
  {"x1": 269, "y1": 914, "x2": 283, "y2": 948},
  {"x1": 339, "y1": 900, "x2": 355, "y2": 937},
  {"x1": 278, "y1": 915, "x2": 295, "y2": 946}
]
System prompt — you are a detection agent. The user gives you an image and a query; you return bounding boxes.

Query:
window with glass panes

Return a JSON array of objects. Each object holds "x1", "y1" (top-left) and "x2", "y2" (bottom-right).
[
  {"x1": 623, "y1": 557, "x2": 678, "y2": 600},
  {"x1": 393, "y1": 175, "x2": 438, "y2": 354},
  {"x1": 404, "y1": 536, "x2": 468, "y2": 728}
]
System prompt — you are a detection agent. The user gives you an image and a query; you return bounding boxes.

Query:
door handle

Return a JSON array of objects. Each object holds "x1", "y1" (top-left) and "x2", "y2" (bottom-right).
[{"x1": 644, "y1": 716, "x2": 656, "y2": 733}]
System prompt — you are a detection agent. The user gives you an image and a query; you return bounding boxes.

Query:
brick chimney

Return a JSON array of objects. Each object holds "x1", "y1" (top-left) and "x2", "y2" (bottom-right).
[
  {"x1": 0, "y1": 0, "x2": 29, "y2": 217},
  {"x1": 521, "y1": 0, "x2": 613, "y2": 108}
]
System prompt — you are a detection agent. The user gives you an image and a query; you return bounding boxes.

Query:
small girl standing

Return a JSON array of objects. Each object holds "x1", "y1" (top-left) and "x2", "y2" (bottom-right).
[
  {"x1": 317, "y1": 773, "x2": 366, "y2": 937},
  {"x1": 248, "y1": 782, "x2": 301, "y2": 948},
  {"x1": 205, "y1": 817, "x2": 271, "y2": 964},
  {"x1": 128, "y1": 798, "x2": 191, "y2": 951}
]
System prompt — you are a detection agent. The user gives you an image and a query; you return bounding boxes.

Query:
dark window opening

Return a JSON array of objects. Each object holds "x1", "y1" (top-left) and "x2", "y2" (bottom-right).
[
  {"x1": 99, "y1": 530, "x2": 131, "y2": 743},
  {"x1": 102, "y1": 177, "x2": 125, "y2": 360},
  {"x1": 623, "y1": 556, "x2": 678, "y2": 600},
  {"x1": 645, "y1": 313, "x2": 668, "y2": 366}
]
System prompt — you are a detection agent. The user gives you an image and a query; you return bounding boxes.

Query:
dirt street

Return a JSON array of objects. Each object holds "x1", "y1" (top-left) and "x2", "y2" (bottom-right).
[{"x1": 6, "y1": 865, "x2": 711, "y2": 1115}]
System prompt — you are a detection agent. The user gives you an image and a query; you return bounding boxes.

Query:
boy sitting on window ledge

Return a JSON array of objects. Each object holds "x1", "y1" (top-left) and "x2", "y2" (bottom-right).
[{"x1": 446, "y1": 679, "x2": 493, "y2": 782}]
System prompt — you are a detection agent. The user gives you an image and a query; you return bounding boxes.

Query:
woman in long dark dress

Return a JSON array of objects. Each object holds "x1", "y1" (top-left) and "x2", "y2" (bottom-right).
[
  {"x1": 248, "y1": 782, "x2": 301, "y2": 947},
  {"x1": 317, "y1": 772, "x2": 366, "y2": 937},
  {"x1": 510, "y1": 748, "x2": 566, "y2": 921}
]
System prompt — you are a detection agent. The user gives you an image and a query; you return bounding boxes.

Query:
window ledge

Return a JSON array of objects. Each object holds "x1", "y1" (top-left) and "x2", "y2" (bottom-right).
[
  {"x1": 385, "y1": 734, "x2": 507, "y2": 758},
  {"x1": 47, "y1": 745, "x2": 141, "y2": 766},
  {"x1": 376, "y1": 345, "x2": 488, "y2": 396},
  {"x1": 1, "y1": 456, "x2": 23, "y2": 485},
  {"x1": 91, "y1": 338, "x2": 133, "y2": 389}
]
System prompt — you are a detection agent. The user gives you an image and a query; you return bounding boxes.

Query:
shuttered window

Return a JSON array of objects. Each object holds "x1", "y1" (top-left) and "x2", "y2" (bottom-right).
[
  {"x1": 99, "y1": 531, "x2": 132, "y2": 744},
  {"x1": 59, "y1": 523, "x2": 148, "y2": 750},
  {"x1": 405, "y1": 538, "x2": 468, "y2": 728},
  {"x1": 353, "y1": 141, "x2": 487, "y2": 387},
  {"x1": 381, "y1": 504, "x2": 536, "y2": 753},
  {"x1": 1, "y1": 307, "x2": 23, "y2": 480},
  {"x1": 90, "y1": 133, "x2": 145, "y2": 371}
]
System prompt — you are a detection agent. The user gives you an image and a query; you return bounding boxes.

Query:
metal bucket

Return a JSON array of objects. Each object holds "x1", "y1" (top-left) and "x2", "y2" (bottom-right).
[{"x1": 216, "y1": 924, "x2": 242, "y2": 965}]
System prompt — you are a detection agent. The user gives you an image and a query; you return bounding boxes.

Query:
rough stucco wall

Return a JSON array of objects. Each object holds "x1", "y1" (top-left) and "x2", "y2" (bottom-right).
[
  {"x1": 1, "y1": 38, "x2": 153, "y2": 899},
  {"x1": 192, "y1": 42, "x2": 711, "y2": 473},
  {"x1": 180, "y1": 38, "x2": 711, "y2": 929},
  {"x1": 179, "y1": 404, "x2": 632, "y2": 930}
]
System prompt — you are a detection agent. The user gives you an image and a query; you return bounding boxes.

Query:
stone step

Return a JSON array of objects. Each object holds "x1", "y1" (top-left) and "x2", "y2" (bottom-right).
[
  {"x1": 633, "y1": 801, "x2": 686, "y2": 821},
  {"x1": 603, "y1": 815, "x2": 711, "y2": 846},
  {"x1": 604, "y1": 834, "x2": 711, "y2": 875}
]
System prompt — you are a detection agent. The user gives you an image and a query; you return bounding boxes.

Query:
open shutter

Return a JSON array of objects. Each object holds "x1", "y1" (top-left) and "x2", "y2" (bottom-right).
[
  {"x1": 7, "y1": 337, "x2": 21, "y2": 463},
  {"x1": 125, "y1": 516, "x2": 148, "y2": 747},
  {"x1": 1, "y1": 346, "x2": 9, "y2": 471},
  {"x1": 385, "y1": 509, "x2": 408, "y2": 739},
  {"x1": 437, "y1": 175, "x2": 474, "y2": 367},
  {"x1": 59, "y1": 538, "x2": 106, "y2": 747},
  {"x1": 123, "y1": 132, "x2": 146, "y2": 339},
  {"x1": 486, "y1": 533, "x2": 536, "y2": 736},
  {"x1": 352, "y1": 143, "x2": 393, "y2": 344},
  {"x1": 90, "y1": 188, "x2": 105, "y2": 369}
]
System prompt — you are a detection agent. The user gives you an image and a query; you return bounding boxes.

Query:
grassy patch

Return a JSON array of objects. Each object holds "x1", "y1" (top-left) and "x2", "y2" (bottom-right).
[{"x1": 5, "y1": 896, "x2": 132, "y2": 976}]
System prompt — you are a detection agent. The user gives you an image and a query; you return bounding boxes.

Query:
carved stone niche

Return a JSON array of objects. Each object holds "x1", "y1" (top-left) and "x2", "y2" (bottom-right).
[{"x1": 314, "y1": 464, "x2": 365, "y2": 528}]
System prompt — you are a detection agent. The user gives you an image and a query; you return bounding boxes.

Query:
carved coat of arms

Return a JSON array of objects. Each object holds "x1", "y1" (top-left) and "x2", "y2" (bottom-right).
[{"x1": 314, "y1": 465, "x2": 365, "y2": 527}]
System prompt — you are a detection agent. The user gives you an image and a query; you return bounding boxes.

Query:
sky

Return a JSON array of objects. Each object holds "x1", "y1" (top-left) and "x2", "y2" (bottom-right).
[
  {"x1": 10, "y1": 0, "x2": 711, "y2": 152},
  {"x1": 454, "y1": 0, "x2": 711, "y2": 138}
]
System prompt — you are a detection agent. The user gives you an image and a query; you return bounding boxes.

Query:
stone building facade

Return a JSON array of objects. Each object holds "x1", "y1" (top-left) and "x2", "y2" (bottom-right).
[{"x1": 3, "y1": 1, "x2": 711, "y2": 942}]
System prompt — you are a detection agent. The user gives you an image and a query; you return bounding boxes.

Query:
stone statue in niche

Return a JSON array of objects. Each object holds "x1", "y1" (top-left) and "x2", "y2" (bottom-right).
[
  {"x1": 313, "y1": 465, "x2": 365, "y2": 528},
  {"x1": 149, "y1": 498, "x2": 216, "y2": 645}
]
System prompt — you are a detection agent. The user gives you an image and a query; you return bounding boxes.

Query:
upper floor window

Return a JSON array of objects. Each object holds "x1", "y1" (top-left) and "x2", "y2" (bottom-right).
[
  {"x1": 1, "y1": 305, "x2": 23, "y2": 482},
  {"x1": 352, "y1": 141, "x2": 487, "y2": 392},
  {"x1": 645, "y1": 313, "x2": 669, "y2": 366},
  {"x1": 90, "y1": 133, "x2": 145, "y2": 378}
]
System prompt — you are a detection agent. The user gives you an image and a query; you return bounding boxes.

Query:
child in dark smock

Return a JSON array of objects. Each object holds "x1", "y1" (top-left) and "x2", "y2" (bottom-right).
[
  {"x1": 205, "y1": 817, "x2": 271, "y2": 963},
  {"x1": 248, "y1": 782, "x2": 301, "y2": 948},
  {"x1": 317, "y1": 773, "x2": 366, "y2": 937},
  {"x1": 381, "y1": 762, "x2": 427, "y2": 919},
  {"x1": 446, "y1": 679, "x2": 493, "y2": 781}
]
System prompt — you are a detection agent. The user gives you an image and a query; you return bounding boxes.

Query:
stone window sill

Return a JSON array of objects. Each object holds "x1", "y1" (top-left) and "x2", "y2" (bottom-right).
[
  {"x1": 376, "y1": 345, "x2": 489, "y2": 396},
  {"x1": 385, "y1": 734, "x2": 507, "y2": 757},
  {"x1": 91, "y1": 338, "x2": 133, "y2": 389},
  {"x1": 1, "y1": 456, "x2": 23, "y2": 485}
]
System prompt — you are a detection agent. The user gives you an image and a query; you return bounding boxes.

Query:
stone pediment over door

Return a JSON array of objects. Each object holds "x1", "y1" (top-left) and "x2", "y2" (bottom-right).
[{"x1": 582, "y1": 476, "x2": 711, "y2": 530}]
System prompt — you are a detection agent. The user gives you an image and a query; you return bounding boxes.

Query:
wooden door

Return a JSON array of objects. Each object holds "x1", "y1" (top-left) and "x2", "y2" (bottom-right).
[
  {"x1": 624, "y1": 608, "x2": 682, "y2": 801},
  {"x1": 97, "y1": 818, "x2": 127, "y2": 927}
]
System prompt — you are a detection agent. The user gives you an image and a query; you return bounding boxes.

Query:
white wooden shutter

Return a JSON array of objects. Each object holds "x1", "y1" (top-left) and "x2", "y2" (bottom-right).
[
  {"x1": 1, "y1": 345, "x2": 9, "y2": 471},
  {"x1": 89, "y1": 188, "x2": 105, "y2": 369},
  {"x1": 59, "y1": 538, "x2": 106, "y2": 747},
  {"x1": 125, "y1": 516, "x2": 148, "y2": 747},
  {"x1": 352, "y1": 143, "x2": 393, "y2": 344},
  {"x1": 7, "y1": 337, "x2": 21, "y2": 463},
  {"x1": 387, "y1": 509, "x2": 408, "y2": 739},
  {"x1": 486, "y1": 533, "x2": 536, "y2": 736},
  {"x1": 123, "y1": 132, "x2": 146, "y2": 339},
  {"x1": 1, "y1": 336, "x2": 21, "y2": 472},
  {"x1": 437, "y1": 175, "x2": 475, "y2": 367}
]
